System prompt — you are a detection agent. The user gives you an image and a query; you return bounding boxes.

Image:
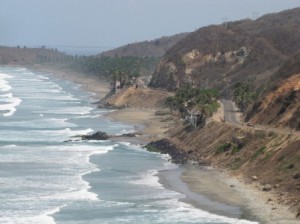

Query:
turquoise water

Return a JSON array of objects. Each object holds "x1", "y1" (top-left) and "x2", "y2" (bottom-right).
[{"x1": 0, "y1": 67, "x2": 257, "y2": 224}]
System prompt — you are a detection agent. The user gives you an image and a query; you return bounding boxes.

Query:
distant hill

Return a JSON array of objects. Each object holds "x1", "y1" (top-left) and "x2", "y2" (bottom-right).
[
  {"x1": 0, "y1": 46, "x2": 72, "y2": 65},
  {"x1": 99, "y1": 33, "x2": 189, "y2": 57},
  {"x1": 149, "y1": 7, "x2": 300, "y2": 95}
]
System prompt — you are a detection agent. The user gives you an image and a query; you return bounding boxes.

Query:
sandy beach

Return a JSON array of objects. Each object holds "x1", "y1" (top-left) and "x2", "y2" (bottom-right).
[{"x1": 35, "y1": 66, "x2": 299, "y2": 224}]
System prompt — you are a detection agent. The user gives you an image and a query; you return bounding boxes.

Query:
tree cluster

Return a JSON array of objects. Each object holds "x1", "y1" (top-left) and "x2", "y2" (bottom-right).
[
  {"x1": 165, "y1": 87, "x2": 219, "y2": 116},
  {"x1": 71, "y1": 55, "x2": 159, "y2": 85},
  {"x1": 233, "y1": 82, "x2": 257, "y2": 112}
]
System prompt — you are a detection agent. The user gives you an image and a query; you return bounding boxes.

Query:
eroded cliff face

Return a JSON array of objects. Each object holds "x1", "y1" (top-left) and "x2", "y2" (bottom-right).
[
  {"x1": 149, "y1": 8, "x2": 300, "y2": 94},
  {"x1": 248, "y1": 74, "x2": 300, "y2": 129},
  {"x1": 245, "y1": 52, "x2": 300, "y2": 130}
]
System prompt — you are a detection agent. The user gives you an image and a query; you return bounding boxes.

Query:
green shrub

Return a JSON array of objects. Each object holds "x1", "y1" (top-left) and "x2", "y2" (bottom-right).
[
  {"x1": 231, "y1": 145, "x2": 242, "y2": 154},
  {"x1": 251, "y1": 146, "x2": 266, "y2": 160},
  {"x1": 216, "y1": 143, "x2": 232, "y2": 153}
]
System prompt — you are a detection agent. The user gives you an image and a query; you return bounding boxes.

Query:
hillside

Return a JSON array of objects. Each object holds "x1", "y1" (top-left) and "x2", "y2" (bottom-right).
[
  {"x1": 99, "y1": 33, "x2": 188, "y2": 57},
  {"x1": 105, "y1": 78, "x2": 171, "y2": 109},
  {"x1": 147, "y1": 121, "x2": 300, "y2": 220},
  {"x1": 149, "y1": 7, "x2": 300, "y2": 96},
  {"x1": 246, "y1": 53, "x2": 300, "y2": 130}
]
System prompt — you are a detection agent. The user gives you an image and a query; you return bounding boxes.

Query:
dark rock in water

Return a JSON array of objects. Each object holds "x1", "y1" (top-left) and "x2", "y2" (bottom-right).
[
  {"x1": 144, "y1": 139, "x2": 189, "y2": 164},
  {"x1": 82, "y1": 131, "x2": 109, "y2": 140},
  {"x1": 66, "y1": 130, "x2": 138, "y2": 142},
  {"x1": 121, "y1": 133, "x2": 137, "y2": 137},
  {"x1": 145, "y1": 138, "x2": 211, "y2": 165}
]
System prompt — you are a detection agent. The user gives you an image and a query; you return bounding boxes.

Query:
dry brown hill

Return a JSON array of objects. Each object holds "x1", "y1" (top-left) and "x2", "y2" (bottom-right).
[
  {"x1": 149, "y1": 7, "x2": 300, "y2": 96},
  {"x1": 99, "y1": 33, "x2": 188, "y2": 57},
  {"x1": 248, "y1": 74, "x2": 300, "y2": 129},
  {"x1": 246, "y1": 53, "x2": 300, "y2": 130}
]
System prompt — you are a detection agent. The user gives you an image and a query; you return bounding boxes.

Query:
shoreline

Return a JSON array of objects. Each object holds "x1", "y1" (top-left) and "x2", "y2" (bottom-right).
[
  {"x1": 157, "y1": 164, "x2": 251, "y2": 220},
  {"x1": 21, "y1": 65, "x2": 299, "y2": 224}
]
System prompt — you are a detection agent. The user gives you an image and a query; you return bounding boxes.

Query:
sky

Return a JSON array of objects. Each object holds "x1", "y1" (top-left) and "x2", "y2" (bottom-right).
[{"x1": 1, "y1": 0, "x2": 300, "y2": 55}]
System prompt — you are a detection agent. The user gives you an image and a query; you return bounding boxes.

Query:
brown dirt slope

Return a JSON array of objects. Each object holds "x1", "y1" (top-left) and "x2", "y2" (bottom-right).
[
  {"x1": 105, "y1": 86, "x2": 170, "y2": 108},
  {"x1": 164, "y1": 121, "x2": 300, "y2": 217},
  {"x1": 247, "y1": 74, "x2": 300, "y2": 129},
  {"x1": 246, "y1": 52, "x2": 300, "y2": 130}
]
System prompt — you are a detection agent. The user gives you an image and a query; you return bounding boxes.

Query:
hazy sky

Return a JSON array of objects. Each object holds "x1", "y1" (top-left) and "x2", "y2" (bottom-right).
[{"x1": 1, "y1": 0, "x2": 300, "y2": 54}]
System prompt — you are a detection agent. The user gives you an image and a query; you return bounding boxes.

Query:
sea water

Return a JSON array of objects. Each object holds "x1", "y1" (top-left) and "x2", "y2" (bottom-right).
[{"x1": 0, "y1": 67, "x2": 258, "y2": 224}]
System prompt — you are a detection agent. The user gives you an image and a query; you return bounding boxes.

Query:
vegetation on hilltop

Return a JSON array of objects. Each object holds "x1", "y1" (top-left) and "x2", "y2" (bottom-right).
[
  {"x1": 100, "y1": 33, "x2": 188, "y2": 57},
  {"x1": 71, "y1": 55, "x2": 158, "y2": 82}
]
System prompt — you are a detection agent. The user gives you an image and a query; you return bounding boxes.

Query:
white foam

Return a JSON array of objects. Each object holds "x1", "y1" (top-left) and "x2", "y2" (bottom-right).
[
  {"x1": 0, "y1": 205, "x2": 60, "y2": 224},
  {"x1": 13, "y1": 68, "x2": 27, "y2": 72},
  {"x1": 0, "y1": 73, "x2": 12, "y2": 92},
  {"x1": 39, "y1": 184, "x2": 99, "y2": 202},
  {"x1": 118, "y1": 129, "x2": 135, "y2": 135},
  {"x1": 0, "y1": 93, "x2": 13, "y2": 98},
  {"x1": 130, "y1": 169, "x2": 163, "y2": 188},
  {"x1": 139, "y1": 195, "x2": 259, "y2": 224},
  {"x1": 0, "y1": 95, "x2": 22, "y2": 116},
  {"x1": 0, "y1": 72, "x2": 13, "y2": 79},
  {"x1": 0, "y1": 80, "x2": 11, "y2": 91},
  {"x1": 42, "y1": 128, "x2": 93, "y2": 137},
  {"x1": 1, "y1": 118, "x2": 76, "y2": 129},
  {"x1": 0, "y1": 142, "x2": 113, "y2": 222},
  {"x1": 37, "y1": 106, "x2": 93, "y2": 115},
  {"x1": 90, "y1": 147, "x2": 115, "y2": 155},
  {"x1": 3, "y1": 144, "x2": 17, "y2": 148},
  {"x1": 0, "y1": 72, "x2": 22, "y2": 116},
  {"x1": 118, "y1": 141, "x2": 131, "y2": 146}
]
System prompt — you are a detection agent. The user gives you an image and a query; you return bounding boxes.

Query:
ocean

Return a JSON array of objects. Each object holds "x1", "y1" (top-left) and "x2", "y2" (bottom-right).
[{"x1": 0, "y1": 67, "x2": 258, "y2": 224}]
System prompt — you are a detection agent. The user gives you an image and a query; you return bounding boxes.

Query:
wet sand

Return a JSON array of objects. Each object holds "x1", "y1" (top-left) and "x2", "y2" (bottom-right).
[{"x1": 158, "y1": 165, "x2": 246, "y2": 219}]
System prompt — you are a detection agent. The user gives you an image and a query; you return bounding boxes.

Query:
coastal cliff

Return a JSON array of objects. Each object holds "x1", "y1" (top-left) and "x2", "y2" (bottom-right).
[{"x1": 146, "y1": 121, "x2": 300, "y2": 220}]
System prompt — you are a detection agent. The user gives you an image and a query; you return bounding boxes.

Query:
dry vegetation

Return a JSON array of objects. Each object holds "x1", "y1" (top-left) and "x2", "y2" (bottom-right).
[
  {"x1": 247, "y1": 74, "x2": 300, "y2": 129},
  {"x1": 150, "y1": 8, "x2": 300, "y2": 97},
  {"x1": 100, "y1": 33, "x2": 188, "y2": 57}
]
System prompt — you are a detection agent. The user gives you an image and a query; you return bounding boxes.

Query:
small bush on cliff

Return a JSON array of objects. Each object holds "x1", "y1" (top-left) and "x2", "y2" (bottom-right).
[
  {"x1": 216, "y1": 143, "x2": 232, "y2": 153},
  {"x1": 251, "y1": 146, "x2": 266, "y2": 160}
]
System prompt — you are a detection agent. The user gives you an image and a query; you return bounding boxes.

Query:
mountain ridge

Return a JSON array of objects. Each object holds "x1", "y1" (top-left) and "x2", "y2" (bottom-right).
[
  {"x1": 149, "y1": 7, "x2": 300, "y2": 95},
  {"x1": 99, "y1": 33, "x2": 189, "y2": 57}
]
